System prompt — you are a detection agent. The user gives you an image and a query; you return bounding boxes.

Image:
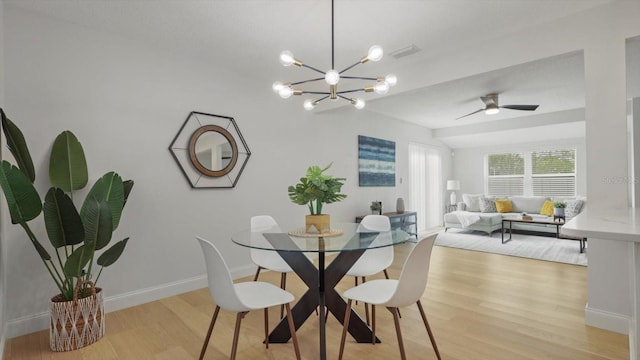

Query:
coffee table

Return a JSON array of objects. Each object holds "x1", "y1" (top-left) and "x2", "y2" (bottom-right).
[{"x1": 501, "y1": 218, "x2": 587, "y2": 253}]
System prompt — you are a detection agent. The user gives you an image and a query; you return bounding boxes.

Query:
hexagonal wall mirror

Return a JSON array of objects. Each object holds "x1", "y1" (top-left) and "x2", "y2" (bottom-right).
[{"x1": 169, "y1": 111, "x2": 251, "y2": 188}]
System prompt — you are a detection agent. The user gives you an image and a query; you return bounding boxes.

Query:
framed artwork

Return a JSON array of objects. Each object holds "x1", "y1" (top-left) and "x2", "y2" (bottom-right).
[{"x1": 358, "y1": 135, "x2": 396, "y2": 187}]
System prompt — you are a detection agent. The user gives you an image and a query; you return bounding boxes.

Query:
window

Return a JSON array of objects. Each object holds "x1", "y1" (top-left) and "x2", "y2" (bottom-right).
[
  {"x1": 486, "y1": 149, "x2": 576, "y2": 197},
  {"x1": 408, "y1": 143, "x2": 442, "y2": 231},
  {"x1": 487, "y1": 153, "x2": 524, "y2": 196}
]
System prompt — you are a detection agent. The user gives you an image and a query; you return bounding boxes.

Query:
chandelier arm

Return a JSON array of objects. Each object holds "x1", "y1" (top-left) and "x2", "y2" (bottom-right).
[
  {"x1": 340, "y1": 76, "x2": 378, "y2": 81},
  {"x1": 291, "y1": 77, "x2": 326, "y2": 86},
  {"x1": 302, "y1": 91, "x2": 332, "y2": 95},
  {"x1": 301, "y1": 63, "x2": 327, "y2": 75},
  {"x1": 336, "y1": 88, "x2": 366, "y2": 94},
  {"x1": 339, "y1": 61, "x2": 364, "y2": 74}
]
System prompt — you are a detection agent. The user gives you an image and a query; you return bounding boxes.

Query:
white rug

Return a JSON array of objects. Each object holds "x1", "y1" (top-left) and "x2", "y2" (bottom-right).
[{"x1": 435, "y1": 229, "x2": 587, "y2": 266}]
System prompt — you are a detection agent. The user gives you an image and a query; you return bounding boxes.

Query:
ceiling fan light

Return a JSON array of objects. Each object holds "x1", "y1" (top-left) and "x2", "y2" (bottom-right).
[
  {"x1": 367, "y1": 45, "x2": 384, "y2": 62},
  {"x1": 325, "y1": 69, "x2": 340, "y2": 85},
  {"x1": 485, "y1": 104, "x2": 500, "y2": 115}
]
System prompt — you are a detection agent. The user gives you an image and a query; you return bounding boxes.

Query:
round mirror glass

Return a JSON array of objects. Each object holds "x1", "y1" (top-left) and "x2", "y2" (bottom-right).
[{"x1": 188, "y1": 125, "x2": 238, "y2": 177}]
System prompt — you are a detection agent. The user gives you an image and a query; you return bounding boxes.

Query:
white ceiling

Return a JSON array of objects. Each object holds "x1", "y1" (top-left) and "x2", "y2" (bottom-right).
[{"x1": 7, "y1": 0, "x2": 635, "y2": 148}]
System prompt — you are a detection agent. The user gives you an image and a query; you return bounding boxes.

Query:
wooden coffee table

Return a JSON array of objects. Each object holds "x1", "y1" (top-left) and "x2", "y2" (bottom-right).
[{"x1": 501, "y1": 218, "x2": 587, "y2": 253}]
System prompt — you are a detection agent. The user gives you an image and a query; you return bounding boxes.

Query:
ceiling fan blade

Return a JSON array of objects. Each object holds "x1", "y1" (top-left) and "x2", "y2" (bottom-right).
[
  {"x1": 455, "y1": 108, "x2": 484, "y2": 120},
  {"x1": 500, "y1": 104, "x2": 539, "y2": 111}
]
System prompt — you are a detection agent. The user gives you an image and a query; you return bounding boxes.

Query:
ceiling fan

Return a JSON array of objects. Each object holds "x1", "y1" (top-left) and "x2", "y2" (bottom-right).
[{"x1": 456, "y1": 93, "x2": 539, "y2": 120}]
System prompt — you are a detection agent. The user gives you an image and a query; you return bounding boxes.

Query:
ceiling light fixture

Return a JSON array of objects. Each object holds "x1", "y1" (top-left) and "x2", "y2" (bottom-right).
[
  {"x1": 485, "y1": 103, "x2": 500, "y2": 115},
  {"x1": 273, "y1": 0, "x2": 396, "y2": 111}
]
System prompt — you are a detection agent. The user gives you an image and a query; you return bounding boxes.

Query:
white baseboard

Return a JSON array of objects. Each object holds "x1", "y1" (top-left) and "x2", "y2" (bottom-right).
[
  {"x1": 585, "y1": 303, "x2": 630, "y2": 334},
  {"x1": 5, "y1": 263, "x2": 256, "y2": 339}
]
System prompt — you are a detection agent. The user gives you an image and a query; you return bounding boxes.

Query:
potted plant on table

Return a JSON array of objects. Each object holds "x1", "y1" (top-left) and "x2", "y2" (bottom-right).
[
  {"x1": 0, "y1": 109, "x2": 133, "y2": 351},
  {"x1": 287, "y1": 163, "x2": 347, "y2": 233},
  {"x1": 553, "y1": 201, "x2": 566, "y2": 217}
]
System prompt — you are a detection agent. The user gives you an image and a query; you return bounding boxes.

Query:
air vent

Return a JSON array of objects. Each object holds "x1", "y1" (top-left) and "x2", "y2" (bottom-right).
[{"x1": 389, "y1": 44, "x2": 421, "y2": 59}]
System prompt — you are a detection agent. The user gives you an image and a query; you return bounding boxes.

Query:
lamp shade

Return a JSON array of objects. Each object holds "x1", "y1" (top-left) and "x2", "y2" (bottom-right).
[{"x1": 446, "y1": 180, "x2": 460, "y2": 191}]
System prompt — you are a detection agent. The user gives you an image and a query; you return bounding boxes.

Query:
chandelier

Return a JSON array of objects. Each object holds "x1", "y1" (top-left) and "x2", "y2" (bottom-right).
[{"x1": 272, "y1": 0, "x2": 397, "y2": 111}]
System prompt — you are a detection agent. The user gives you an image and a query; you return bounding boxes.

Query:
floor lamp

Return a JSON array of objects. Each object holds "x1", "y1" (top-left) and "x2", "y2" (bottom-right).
[{"x1": 446, "y1": 180, "x2": 460, "y2": 205}]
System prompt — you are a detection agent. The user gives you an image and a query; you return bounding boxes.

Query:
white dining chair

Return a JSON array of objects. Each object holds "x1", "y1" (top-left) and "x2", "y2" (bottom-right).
[
  {"x1": 196, "y1": 237, "x2": 301, "y2": 360},
  {"x1": 250, "y1": 215, "x2": 295, "y2": 318},
  {"x1": 346, "y1": 214, "x2": 394, "y2": 324},
  {"x1": 338, "y1": 234, "x2": 441, "y2": 360}
]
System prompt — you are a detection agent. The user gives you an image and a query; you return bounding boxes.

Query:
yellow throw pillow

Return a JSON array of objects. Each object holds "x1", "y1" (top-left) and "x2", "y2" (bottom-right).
[
  {"x1": 540, "y1": 200, "x2": 554, "y2": 216},
  {"x1": 495, "y1": 199, "x2": 513, "y2": 213}
]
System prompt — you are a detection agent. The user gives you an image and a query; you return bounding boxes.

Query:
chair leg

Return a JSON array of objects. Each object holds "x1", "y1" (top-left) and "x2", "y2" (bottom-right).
[
  {"x1": 285, "y1": 303, "x2": 301, "y2": 360},
  {"x1": 362, "y1": 277, "x2": 370, "y2": 325},
  {"x1": 264, "y1": 308, "x2": 269, "y2": 349},
  {"x1": 280, "y1": 272, "x2": 287, "y2": 319},
  {"x1": 371, "y1": 304, "x2": 376, "y2": 344},
  {"x1": 338, "y1": 299, "x2": 353, "y2": 360},
  {"x1": 199, "y1": 305, "x2": 220, "y2": 360},
  {"x1": 230, "y1": 311, "x2": 247, "y2": 360},
  {"x1": 253, "y1": 266, "x2": 262, "y2": 281},
  {"x1": 388, "y1": 307, "x2": 407, "y2": 360},
  {"x1": 416, "y1": 300, "x2": 442, "y2": 360}
]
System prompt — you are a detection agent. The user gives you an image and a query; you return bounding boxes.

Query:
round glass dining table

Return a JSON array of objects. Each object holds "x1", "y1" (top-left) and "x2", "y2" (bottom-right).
[{"x1": 232, "y1": 223, "x2": 412, "y2": 360}]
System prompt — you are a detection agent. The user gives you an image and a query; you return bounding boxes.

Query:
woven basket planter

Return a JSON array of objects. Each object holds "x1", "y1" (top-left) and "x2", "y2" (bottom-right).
[{"x1": 49, "y1": 280, "x2": 104, "y2": 351}]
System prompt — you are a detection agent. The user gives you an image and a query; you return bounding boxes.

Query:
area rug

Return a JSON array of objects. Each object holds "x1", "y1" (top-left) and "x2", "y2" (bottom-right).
[{"x1": 435, "y1": 229, "x2": 587, "y2": 266}]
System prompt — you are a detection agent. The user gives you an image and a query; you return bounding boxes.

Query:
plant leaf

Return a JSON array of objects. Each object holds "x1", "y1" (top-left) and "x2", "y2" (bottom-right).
[
  {"x1": 43, "y1": 188, "x2": 85, "y2": 247},
  {"x1": 123, "y1": 180, "x2": 134, "y2": 207},
  {"x1": 82, "y1": 172, "x2": 125, "y2": 230},
  {"x1": 0, "y1": 161, "x2": 42, "y2": 224},
  {"x1": 82, "y1": 197, "x2": 113, "y2": 251},
  {"x1": 97, "y1": 238, "x2": 128, "y2": 267},
  {"x1": 63, "y1": 245, "x2": 92, "y2": 278},
  {"x1": 0, "y1": 109, "x2": 35, "y2": 182},
  {"x1": 49, "y1": 131, "x2": 88, "y2": 192}
]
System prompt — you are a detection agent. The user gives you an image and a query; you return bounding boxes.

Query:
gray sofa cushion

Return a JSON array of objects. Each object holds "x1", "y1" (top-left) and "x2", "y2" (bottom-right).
[{"x1": 509, "y1": 196, "x2": 549, "y2": 214}]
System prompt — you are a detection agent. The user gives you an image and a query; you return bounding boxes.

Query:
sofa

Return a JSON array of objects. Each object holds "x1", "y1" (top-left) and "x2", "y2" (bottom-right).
[{"x1": 443, "y1": 194, "x2": 586, "y2": 235}]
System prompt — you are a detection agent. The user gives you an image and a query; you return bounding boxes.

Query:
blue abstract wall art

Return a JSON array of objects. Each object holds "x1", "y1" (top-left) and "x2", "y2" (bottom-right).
[{"x1": 358, "y1": 135, "x2": 396, "y2": 187}]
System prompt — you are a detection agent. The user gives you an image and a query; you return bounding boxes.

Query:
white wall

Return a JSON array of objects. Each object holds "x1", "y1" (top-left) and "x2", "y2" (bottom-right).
[
  {"x1": 1, "y1": 5, "x2": 450, "y2": 338},
  {"x1": 453, "y1": 137, "x2": 587, "y2": 196}
]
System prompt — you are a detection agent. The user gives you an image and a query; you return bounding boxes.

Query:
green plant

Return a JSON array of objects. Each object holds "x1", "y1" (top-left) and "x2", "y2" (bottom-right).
[
  {"x1": 553, "y1": 201, "x2": 566, "y2": 208},
  {"x1": 0, "y1": 108, "x2": 133, "y2": 301},
  {"x1": 287, "y1": 163, "x2": 347, "y2": 215},
  {"x1": 370, "y1": 201, "x2": 382, "y2": 212}
]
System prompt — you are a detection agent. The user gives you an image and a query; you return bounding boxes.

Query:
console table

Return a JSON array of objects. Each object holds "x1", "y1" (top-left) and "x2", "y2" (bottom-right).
[{"x1": 356, "y1": 211, "x2": 417, "y2": 238}]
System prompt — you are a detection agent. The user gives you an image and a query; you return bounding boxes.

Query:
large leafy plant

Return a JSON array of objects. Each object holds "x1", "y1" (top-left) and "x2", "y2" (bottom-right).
[
  {"x1": 287, "y1": 163, "x2": 347, "y2": 215},
  {"x1": 0, "y1": 108, "x2": 133, "y2": 301}
]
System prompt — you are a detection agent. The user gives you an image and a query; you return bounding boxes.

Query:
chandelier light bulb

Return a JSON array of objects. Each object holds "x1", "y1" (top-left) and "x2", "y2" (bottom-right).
[
  {"x1": 374, "y1": 81, "x2": 390, "y2": 95},
  {"x1": 272, "y1": 81, "x2": 284, "y2": 93},
  {"x1": 353, "y1": 98, "x2": 366, "y2": 109},
  {"x1": 325, "y1": 69, "x2": 340, "y2": 85},
  {"x1": 278, "y1": 86, "x2": 294, "y2": 99},
  {"x1": 385, "y1": 74, "x2": 397, "y2": 86},
  {"x1": 303, "y1": 99, "x2": 316, "y2": 111},
  {"x1": 367, "y1": 45, "x2": 384, "y2": 62},
  {"x1": 279, "y1": 51, "x2": 296, "y2": 67}
]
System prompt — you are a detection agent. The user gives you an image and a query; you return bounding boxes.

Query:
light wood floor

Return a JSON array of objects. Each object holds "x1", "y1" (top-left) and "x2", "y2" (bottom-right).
[{"x1": 4, "y1": 243, "x2": 629, "y2": 360}]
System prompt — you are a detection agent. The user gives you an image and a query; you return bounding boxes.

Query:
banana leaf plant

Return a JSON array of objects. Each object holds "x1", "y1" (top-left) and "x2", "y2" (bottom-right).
[
  {"x1": 287, "y1": 163, "x2": 347, "y2": 215},
  {"x1": 0, "y1": 108, "x2": 133, "y2": 301}
]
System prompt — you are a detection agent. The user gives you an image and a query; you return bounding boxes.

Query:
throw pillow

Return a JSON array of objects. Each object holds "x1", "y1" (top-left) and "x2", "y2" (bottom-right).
[
  {"x1": 540, "y1": 200, "x2": 554, "y2": 216},
  {"x1": 495, "y1": 199, "x2": 513, "y2": 213},
  {"x1": 462, "y1": 193, "x2": 483, "y2": 212},
  {"x1": 565, "y1": 199, "x2": 584, "y2": 220},
  {"x1": 479, "y1": 197, "x2": 497, "y2": 213}
]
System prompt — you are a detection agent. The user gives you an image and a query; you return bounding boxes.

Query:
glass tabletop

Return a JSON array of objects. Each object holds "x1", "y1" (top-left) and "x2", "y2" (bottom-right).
[{"x1": 231, "y1": 222, "x2": 411, "y2": 253}]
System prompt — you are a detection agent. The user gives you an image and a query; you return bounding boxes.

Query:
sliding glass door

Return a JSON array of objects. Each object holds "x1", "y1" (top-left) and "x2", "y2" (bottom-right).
[{"x1": 408, "y1": 143, "x2": 443, "y2": 232}]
